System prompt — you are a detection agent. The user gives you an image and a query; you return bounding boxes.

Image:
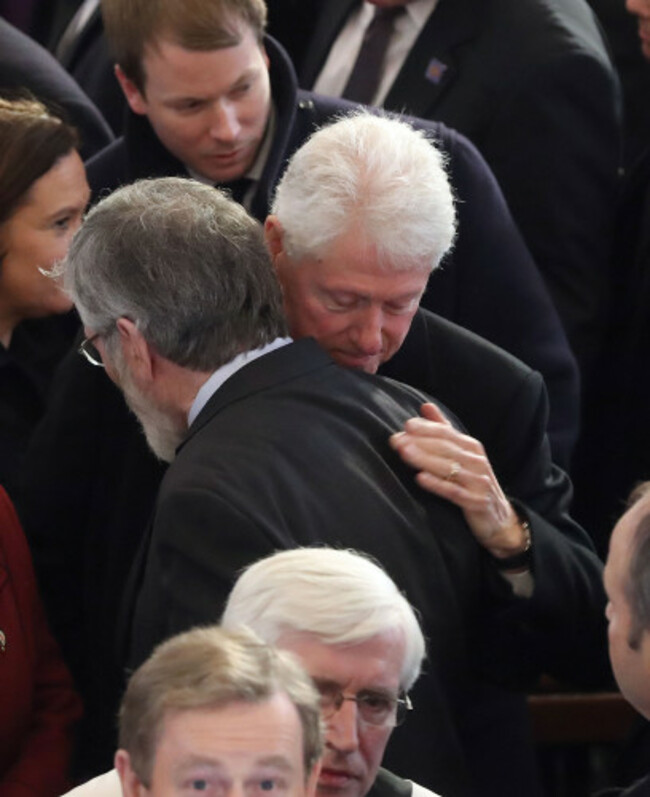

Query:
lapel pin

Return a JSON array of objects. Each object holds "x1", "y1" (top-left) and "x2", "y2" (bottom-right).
[
  {"x1": 0, "y1": 629, "x2": 6, "y2": 653},
  {"x1": 425, "y1": 58, "x2": 448, "y2": 85}
]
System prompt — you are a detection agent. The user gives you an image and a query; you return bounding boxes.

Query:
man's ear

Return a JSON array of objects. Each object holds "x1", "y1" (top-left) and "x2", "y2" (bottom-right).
[
  {"x1": 115, "y1": 749, "x2": 147, "y2": 797},
  {"x1": 116, "y1": 317, "x2": 155, "y2": 384},
  {"x1": 264, "y1": 215, "x2": 286, "y2": 263},
  {"x1": 115, "y1": 64, "x2": 148, "y2": 116},
  {"x1": 305, "y1": 758, "x2": 322, "y2": 797}
]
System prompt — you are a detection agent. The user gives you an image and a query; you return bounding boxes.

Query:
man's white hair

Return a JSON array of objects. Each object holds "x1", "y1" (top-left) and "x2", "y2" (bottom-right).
[
  {"x1": 221, "y1": 547, "x2": 426, "y2": 691},
  {"x1": 271, "y1": 111, "x2": 456, "y2": 272}
]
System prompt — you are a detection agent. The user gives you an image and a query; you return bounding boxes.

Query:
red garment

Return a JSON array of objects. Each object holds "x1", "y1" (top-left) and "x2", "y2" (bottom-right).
[{"x1": 0, "y1": 486, "x2": 82, "y2": 796}]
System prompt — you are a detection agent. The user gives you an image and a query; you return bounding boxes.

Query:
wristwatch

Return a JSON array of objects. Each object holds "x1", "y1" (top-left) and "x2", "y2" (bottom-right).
[{"x1": 492, "y1": 518, "x2": 532, "y2": 571}]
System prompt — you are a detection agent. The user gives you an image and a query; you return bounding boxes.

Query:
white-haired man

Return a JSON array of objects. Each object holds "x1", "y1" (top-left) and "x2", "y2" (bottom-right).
[{"x1": 221, "y1": 548, "x2": 436, "y2": 797}]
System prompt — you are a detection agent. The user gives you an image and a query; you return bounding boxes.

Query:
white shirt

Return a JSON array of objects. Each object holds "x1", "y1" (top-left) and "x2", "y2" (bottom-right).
[
  {"x1": 314, "y1": 0, "x2": 439, "y2": 106},
  {"x1": 60, "y1": 769, "x2": 121, "y2": 796}
]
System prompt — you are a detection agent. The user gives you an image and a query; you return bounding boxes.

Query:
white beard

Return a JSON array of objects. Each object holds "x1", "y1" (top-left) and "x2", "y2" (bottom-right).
[{"x1": 113, "y1": 355, "x2": 185, "y2": 463}]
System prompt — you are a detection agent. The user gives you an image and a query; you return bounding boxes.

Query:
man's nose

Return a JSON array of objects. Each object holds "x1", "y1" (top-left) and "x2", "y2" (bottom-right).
[
  {"x1": 209, "y1": 100, "x2": 241, "y2": 142},
  {"x1": 352, "y1": 307, "x2": 383, "y2": 354},
  {"x1": 326, "y1": 699, "x2": 361, "y2": 753}
]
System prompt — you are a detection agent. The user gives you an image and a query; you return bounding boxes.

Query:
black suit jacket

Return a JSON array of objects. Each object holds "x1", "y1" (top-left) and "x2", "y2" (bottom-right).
[
  {"x1": 571, "y1": 145, "x2": 650, "y2": 553},
  {"x1": 597, "y1": 774, "x2": 650, "y2": 796},
  {"x1": 85, "y1": 34, "x2": 579, "y2": 467},
  {"x1": 0, "y1": 17, "x2": 113, "y2": 159},
  {"x1": 271, "y1": 0, "x2": 622, "y2": 376},
  {"x1": 127, "y1": 339, "x2": 604, "y2": 797}
]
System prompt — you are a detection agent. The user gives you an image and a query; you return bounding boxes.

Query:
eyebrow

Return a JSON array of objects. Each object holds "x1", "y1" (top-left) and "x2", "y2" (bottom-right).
[
  {"x1": 322, "y1": 287, "x2": 422, "y2": 303},
  {"x1": 164, "y1": 66, "x2": 261, "y2": 103},
  {"x1": 44, "y1": 204, "x2": 85, "y2": 222},
  {"x1": 173, "y1": 755, "x2": 295, "y2": 773},
  {"x1": 312, "y1": 676, "x2": 395, "y2": 697},
  {"x1": 256, "y1": 756, "x2": 295, "y2": 771}
]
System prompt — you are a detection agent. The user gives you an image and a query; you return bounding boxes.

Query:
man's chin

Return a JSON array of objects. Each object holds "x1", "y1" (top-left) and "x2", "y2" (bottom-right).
[
  {"x1": 194, "y1": 147, "x2": 256, "y2": 184},
  {"x1": 317, "y1": 781, "x2": 365, "y2": 797},
  {"x1": 333, "y1": 352, "x2": 382, "y2": 374}
]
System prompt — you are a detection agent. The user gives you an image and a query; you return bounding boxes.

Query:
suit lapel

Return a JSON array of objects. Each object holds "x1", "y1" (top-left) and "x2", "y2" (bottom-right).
[
  {"x1": 299, "y1": 0, "x2": 358, "y2": 87},
  {"x1": 181, "y1": 339, "x2": 333, "y2": 447},
  {"x1": 384, "y1": 0, "x2": 481, "y2": 118}
]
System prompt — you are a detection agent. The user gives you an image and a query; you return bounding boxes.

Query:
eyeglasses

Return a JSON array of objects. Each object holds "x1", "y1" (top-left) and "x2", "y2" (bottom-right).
[
  {"x1": 317, "y1": 683, "x2": 412, "y2": 728},
  {"x1": 78, "y1": 333, "x2": 104, "y2": 367}
]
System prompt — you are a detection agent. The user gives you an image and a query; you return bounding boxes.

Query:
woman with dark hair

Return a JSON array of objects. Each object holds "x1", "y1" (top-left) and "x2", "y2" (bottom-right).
[{"x1": 0, "y1": 96, "x2": 90, "y2": 491}]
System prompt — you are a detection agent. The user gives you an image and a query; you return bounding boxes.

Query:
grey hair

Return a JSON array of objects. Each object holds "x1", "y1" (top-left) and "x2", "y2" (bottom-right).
[
  {"x1": 119, "y1": 625, "x2": 323, "y2": 787},
  {"x1": 64, "y1": 177, "x2": 287, "y2": 371},
  {"x1": 271, "y1": 111, "x2": 456, "y2": 271},
  {"x1": 221, "y1": 547, "x2": 426, "y2": 691}
]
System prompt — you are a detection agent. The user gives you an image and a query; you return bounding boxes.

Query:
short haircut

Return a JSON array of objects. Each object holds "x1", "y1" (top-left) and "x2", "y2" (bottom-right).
[
  {"x1": 271, "y1": 111, "x2": 457, "y2": 273},
  {"x1": 119, "y1": 625, "x2": 323, "y2": 787},
  {"x1": 102, "y1": 0, "x2": 267, "y2": 92},
  {"x1": 64, "y1": 176, "x2": 287, "y2": 372},
  {"x1": 221, "y1": 547, "x2": 426, "y2": 691},
  {"x1": 0, "y1": 96, "x2": 79, "y2": 228},
  {"x1": 624, "y1": 482, "x2": 650, "y2": 649}
]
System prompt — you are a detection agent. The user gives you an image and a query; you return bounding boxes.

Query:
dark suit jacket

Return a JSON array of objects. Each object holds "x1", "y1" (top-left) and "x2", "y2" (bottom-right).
[
  {"x1": 0, "y1": 312, "x2": 79, "y2": 497},
  {"x1": 271, "y1": 0, "x2": 622, "y2": 376},
  {"x1": 127, "y1": 339, "x2": 605, "y2": 797},
  {"x1": 0, "y1": 16, "x2": 113, "y2": 159},
  {"x1": 381, "y1": 310, "x2": 592, "y2": 611},
  {"x1": 571, "y1": 145, "x2": 650, "y2": 554},
  {"x1": 597, "y1": 774, "x2": 650, "y2": 796},
  {"x1": 588, "y1": 0, "x2": 650, "y2": 168},
  {"x1": 85, "y1": 34, "x2": 579, "y2": 467}
]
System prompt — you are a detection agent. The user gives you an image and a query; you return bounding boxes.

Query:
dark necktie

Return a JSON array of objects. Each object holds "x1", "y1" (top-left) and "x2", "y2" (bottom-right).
[{"x1": 342, "y1": 6, "x2": 405, "y2": 105}]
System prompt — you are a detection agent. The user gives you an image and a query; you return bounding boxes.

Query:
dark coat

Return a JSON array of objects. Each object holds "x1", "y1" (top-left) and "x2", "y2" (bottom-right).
[
  {"x1": 571, "y1": 145, "x2": 650, "y2": 553},
  {"x1": 597, "y1": 774, "x2": 650, "y2": 796},
  {"x1": 126, "y1": 340, "x2": 606, "y2": 797},
  {"x1": 270, "y1": 0, "x2": 623, "y2": 376},
  {"x1": 0, "y1": 313, "x2": 79, "y2": 497},
  {"x1": 0, "y1": 16, "x2": 113, "y2": 159}
]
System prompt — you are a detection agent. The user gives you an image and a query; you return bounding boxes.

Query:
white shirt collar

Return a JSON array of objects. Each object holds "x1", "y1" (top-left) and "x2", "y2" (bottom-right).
[{"x1": 188, "y1": 336, "x2": 292, "y2": 426}]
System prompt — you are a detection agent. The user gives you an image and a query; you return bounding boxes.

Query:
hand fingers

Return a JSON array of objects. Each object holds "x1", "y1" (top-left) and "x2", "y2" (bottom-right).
[
  {"x1": 420, "y1": 402, "x2": 451, "y2": 425},
  {"x1": 392, "y1": 420, "x2": 486, "y2": 461},
  {"x1": 393, "y1": 436, "x2": 494, "y2": 485}
]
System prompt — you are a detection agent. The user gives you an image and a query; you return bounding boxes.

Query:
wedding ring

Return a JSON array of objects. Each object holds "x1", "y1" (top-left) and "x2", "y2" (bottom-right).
[{"x1": 445, "y1": 461, "x2": 461, "y2": 482}]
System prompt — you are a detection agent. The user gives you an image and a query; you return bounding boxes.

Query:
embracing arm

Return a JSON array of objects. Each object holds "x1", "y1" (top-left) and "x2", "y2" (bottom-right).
[{"x1": 390, "y1": 379, "x2": 609, "y2": 687}]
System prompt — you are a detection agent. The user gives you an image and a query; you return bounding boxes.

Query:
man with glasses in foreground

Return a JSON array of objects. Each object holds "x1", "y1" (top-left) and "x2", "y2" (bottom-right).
[
  {"x1": 65, "y1": 548, "x2": 441, "y2": 797},
  {"x1": 221, "y1": 548, "x2": 437, "y2": 797}
]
